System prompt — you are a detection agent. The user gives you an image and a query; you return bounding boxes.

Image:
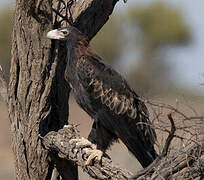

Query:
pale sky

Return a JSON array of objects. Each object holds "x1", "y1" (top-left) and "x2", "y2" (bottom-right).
[{"x1": 1, "y1": 0, "x2": 204, "y2": 94}]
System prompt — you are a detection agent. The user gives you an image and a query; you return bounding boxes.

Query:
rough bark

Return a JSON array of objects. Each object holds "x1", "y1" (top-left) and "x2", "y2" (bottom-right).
[
  {"x1": 0, "y1": 68, "x2": 7, "y2": 104},
  {"x1": 135, "y1": 143, "x2": 204, "y2": 180},
  {"x1": 42, "y1": 125, "x2": 132, "y2": 180},
  {"x1": 9, "y1": 0, "x2": 203, "y2": 179},
  {"x1": 42, "y1": 125, "x2": 204, "y2": 180},
  {"x1": 9, "y1": 0, "x2": 120, "y2": 179}
]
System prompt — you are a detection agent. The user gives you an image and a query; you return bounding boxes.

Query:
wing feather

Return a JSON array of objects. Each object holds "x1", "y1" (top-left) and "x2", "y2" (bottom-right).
[{"x1": 76, "y1": 55, "x2": 156, "y2": 144}]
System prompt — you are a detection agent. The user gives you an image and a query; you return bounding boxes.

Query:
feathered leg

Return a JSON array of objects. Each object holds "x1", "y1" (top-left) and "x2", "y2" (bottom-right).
[
  {"x1": 88, "y1": 121, "x2": 118, "y2": 151},
  {"x1": 87, "y1": 121, "x2": 118, "y2": 164}
]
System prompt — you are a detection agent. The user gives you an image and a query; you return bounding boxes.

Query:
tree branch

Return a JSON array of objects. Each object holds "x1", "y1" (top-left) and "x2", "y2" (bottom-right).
[
  {"x1": 42, "y1": 125, "x2": 132, "y2": 180},
  {"x1": 161, "y1": 113, "x2": 176, "y2": 157},
  {"x1": 71, "y1": 0, "x2": 119, "y2": 39},
  {"x1": 42, "y1": 122, "x2": 204, "y2": 180},
  {"x1": 159, "y1": 142, "x2": 204, "y2": 179}
]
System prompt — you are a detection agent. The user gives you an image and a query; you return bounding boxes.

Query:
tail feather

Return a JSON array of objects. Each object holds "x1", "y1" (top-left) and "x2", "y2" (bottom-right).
[
  {"x1": 120, "y1": 133, "x2": 157, "y2": 168},
  {"x1": 117, "y1": 122, "x2": 157, "y2": 168}
]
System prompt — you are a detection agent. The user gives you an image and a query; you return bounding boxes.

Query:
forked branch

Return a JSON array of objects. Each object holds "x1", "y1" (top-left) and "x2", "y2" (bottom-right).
[
  {"x1": 161, "y1": 113, "x2": 176, "y2": 157},
  {"x1": 42, "y1": 114, "x2": 204, "y2": 180}
]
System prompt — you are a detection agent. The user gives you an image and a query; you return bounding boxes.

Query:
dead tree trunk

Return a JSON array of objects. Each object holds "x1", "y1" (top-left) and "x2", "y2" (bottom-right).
[{"x1": 9, "y1": 0, "x2": 120, "y2": 179}]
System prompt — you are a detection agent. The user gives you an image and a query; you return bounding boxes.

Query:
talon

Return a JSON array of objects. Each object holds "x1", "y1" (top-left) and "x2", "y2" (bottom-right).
[
  {"x1": 69, "y1": 137, "x2": 103, "y2": 165},
  {"x1": 64, "y1": 124, "x2": 72, "y2": 128},
  {"x1": 69, "y1": 137, "x2": 93, "y2": 148},
  {"x1": 84, "y1": 149, "x2": 103, "y2": 165}
]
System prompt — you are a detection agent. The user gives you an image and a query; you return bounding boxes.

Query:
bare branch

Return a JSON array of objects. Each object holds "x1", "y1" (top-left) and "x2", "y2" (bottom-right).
[
  {"x1": 52, "y1": 7, "x2": 69, "y2": 22},
  {"x1": 160, "y1": 143, "x2": 204, "y2": 179},
  {"x1": 144, "y1": 99, "x2": 189, "y2": 119},
  {"x1": 42, "y1": 125, "x2": 132, "y2": 180},
  {"x1": 161, "y1": 113, "x2": 176, "y2": 157},
  {"x1": 41, "y1": 97, "x2": 204, "y2": 180}
]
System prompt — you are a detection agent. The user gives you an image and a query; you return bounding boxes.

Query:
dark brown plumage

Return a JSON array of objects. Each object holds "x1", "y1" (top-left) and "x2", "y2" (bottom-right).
[{"x1": 47, "y1": 26, "x2": 157, "y2": 168}]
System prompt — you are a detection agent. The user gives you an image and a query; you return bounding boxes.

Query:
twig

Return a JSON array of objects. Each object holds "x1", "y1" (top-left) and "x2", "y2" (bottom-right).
[
  {"x1": 130, "y1": 157, "x2": 161, "y2": 179},
  {"x1": 52, "y1": 0, "x2": 74, "y2": 25},
  {"x1": 144, "y1": 99, "x2": 189, "y2": 119},
  {"x1": 161, "y1": 113, "x2": 176, "y2": 157},
  {"x1": 41, "y1": 108, "x2": 204, "y2": 180},
  {"x1": 52, "y1": 8, "x2": 69, "y2": 22},
  {"x1": 161, "y1": 143, "x2": 204, "y2": 179}
]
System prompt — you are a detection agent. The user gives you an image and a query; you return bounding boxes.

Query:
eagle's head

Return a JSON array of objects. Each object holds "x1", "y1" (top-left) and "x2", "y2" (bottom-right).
[
  {"x1": 46, "y1": 26, "x2": 79, "y2": 41},
  {"x1": 47, "y1": 26, "x2": 89, "y2": 46}
]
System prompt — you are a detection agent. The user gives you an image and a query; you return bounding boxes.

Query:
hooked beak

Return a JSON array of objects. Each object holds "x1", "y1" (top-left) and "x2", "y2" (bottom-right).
[{"x1": 46, "y1": 29, "x2": 65, "y2": 40}]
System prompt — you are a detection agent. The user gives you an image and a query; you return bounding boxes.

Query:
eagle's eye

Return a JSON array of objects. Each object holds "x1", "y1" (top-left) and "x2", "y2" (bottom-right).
[{"x1": 62, "y1": 30, "x2": 68, "y2": 35}]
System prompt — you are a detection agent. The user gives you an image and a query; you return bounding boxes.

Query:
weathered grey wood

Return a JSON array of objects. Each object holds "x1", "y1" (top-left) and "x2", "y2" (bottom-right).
[
  {"x1": 9, "y1": 0, "x2": 120, "y2": 179},
  {"x1": 43, "y1": 125, "x2": 133, "y2": 180},
  {"x1": 0, "y1": 68, "x2": 7, "y2": 104},
  {"x1": 42, "y1": 125, "x2": 204, "y2": 180},
  {"x1": 9, "y1": 1, "x2": 54, "y2": 179}
]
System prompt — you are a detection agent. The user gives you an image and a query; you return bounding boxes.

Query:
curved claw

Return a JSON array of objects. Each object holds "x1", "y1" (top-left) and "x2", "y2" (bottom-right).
[
  {"x1": 69, "y1": 137, "x2": 103, "y2": 165},
  {"x1": 84, "y1": 149, "x2": 103, "y2": 165},
  {"x1": 69, "y1": 137, "x2": 93, "y2": 148}
]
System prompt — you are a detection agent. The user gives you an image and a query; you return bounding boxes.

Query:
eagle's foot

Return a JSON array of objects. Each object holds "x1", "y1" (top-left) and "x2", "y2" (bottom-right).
[
  {"x1": 69, "y1": 137, "x2": 103, "y2": 165},
  {"x1": 84, "y1": 148, "x2": 103, "y2": 165},
  {"x1": 69, "y1": 137, "x2": 94, "y2": 148}
]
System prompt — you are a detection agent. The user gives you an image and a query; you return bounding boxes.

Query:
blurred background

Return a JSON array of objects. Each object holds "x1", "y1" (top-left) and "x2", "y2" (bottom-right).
[{"x1": 0, "y1": 0, "x2": 204, "y2": 179}]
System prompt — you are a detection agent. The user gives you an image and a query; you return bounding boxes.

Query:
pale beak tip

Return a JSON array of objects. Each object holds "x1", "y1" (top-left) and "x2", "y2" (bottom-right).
[{"x1": 46, "y1": 29, "x2": 64, "y2": 40}]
